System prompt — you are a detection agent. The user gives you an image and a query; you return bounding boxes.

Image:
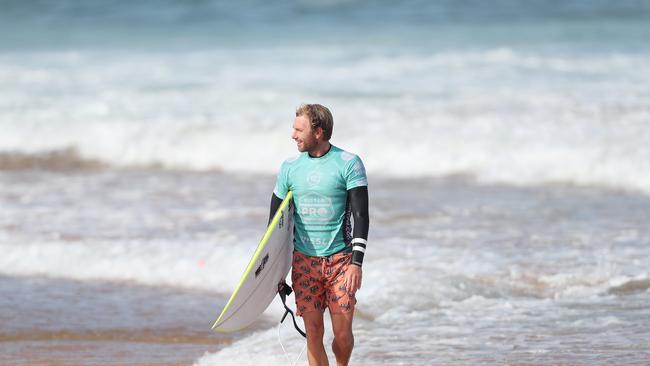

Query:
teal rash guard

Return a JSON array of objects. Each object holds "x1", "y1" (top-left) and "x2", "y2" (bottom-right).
[{"x1": 273, "y1": 145, "x2": 368, "y2": 257}]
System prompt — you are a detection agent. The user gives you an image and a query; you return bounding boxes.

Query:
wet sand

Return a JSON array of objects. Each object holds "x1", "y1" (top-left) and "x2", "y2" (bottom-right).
[{"x1": 0, "y1": 276, "x2": 272, "y2": 366}]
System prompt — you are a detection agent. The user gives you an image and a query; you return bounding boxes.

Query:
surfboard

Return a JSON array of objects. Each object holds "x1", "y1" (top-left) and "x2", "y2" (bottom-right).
[{"x1": 212, "y1": 191, "x2": 294, "y2": 332}]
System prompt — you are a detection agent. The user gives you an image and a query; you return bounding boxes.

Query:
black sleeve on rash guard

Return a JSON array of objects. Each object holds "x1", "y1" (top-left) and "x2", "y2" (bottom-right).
[
  {"x1": 348, "y1": 185, "x2": 369, "y2": 266},
  {"x1": 269, "y1": 193, "x2": 283, "y2": 225}
]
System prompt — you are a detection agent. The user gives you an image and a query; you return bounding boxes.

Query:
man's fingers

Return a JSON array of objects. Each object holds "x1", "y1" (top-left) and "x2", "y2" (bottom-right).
[
  {"x1": 344, "y1": 273, "x2": 353, "y2": 293},
  {"x1": 346, "y1": 273, "x2": 360, "y2": 294}
]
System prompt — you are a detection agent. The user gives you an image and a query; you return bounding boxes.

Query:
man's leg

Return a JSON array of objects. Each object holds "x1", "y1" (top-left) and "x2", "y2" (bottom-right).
[
  {"x1": 330, "y1": 310, "x2": 354, "y2": 366},
  {"x1": 303, "y1": 310, "x2": 329, "y2": 366}
]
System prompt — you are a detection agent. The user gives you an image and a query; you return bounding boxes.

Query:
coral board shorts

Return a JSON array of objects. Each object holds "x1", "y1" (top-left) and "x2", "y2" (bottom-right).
[{"x1": 291, "y1": 250, "x2": 357, "y2": 316}]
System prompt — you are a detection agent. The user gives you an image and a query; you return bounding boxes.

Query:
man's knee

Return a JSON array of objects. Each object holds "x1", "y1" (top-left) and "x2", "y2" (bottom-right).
[
  {"x1": 333, "y1": 327, "x2": 354, "y2": 348},
  {"x1": 306, "y1": 322, "x2": 325, "y2": 338},
  {"x1": 303, "y1": 313, "x2": 325, "y2": 339}
]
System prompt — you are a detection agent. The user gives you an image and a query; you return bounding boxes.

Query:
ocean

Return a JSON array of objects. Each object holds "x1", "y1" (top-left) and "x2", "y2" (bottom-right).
[{"x1": 1, "y1": 1, "x2": 650, "y2": 365}]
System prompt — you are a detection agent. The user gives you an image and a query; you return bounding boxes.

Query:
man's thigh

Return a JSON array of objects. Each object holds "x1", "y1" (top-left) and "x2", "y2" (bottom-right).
[
  {"x1": 325, "y1": 252, "x2": 356, "y2": 314},
  {"x1": 291, "y1": 251, "x2": 327, "y2": 315}
]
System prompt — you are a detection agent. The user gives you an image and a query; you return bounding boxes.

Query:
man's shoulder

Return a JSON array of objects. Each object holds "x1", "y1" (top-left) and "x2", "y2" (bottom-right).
[
  {"x1": 331, "y1": 145, "x2": 363, "y2": 165},
  {"x1": 281, "y1": 153, "x2": 303, "y2": 166},
  {"x1": 331, "y1": 146, "x2": 367, "y2": 186}
]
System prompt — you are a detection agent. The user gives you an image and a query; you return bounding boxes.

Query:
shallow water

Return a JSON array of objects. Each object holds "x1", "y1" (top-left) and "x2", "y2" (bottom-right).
[
  {"x1": 0, "y1": 275, "x2": 244, "y2": 366},
  {"x1": 1, "y1": 170, "x2": 649, "y2": 365}
]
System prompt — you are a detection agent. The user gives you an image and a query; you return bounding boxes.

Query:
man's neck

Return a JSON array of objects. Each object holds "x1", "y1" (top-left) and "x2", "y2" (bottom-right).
[{"x1": 308, "y1": 142, "x2": 332, "y2": 158}]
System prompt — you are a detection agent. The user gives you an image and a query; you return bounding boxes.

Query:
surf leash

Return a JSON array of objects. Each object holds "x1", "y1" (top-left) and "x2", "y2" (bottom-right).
[
  {"x1": 277, "y1": 281, "x2": 307, "y2": 366},
  {"x1": 277, "y1": 321, "x2": 307, "y2": 366},
  {"x1": 278, "y1": 281, "x2": 306, "y2": 338}
]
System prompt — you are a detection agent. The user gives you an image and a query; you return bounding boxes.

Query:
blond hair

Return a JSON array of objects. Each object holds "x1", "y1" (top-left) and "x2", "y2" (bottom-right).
[{"x1": 296, "y1": 104, "x2": 334, "y2": 141}]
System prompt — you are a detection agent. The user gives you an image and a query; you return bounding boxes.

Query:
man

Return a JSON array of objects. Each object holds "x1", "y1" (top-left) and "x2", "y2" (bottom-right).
[{"x1": 269, "y1": 104, "x2": 369, "y2": 366}]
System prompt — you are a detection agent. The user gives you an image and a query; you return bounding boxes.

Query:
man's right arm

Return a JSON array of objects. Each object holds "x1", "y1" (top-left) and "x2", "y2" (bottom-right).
[{"x1": 268, "y1": 193, "x2": 283, "y2": 225}]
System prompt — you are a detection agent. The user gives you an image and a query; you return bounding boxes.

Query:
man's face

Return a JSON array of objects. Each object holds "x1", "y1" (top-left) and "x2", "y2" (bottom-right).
[{"x1": 292, "y1": 115, "x2": 319, "y2": 152}]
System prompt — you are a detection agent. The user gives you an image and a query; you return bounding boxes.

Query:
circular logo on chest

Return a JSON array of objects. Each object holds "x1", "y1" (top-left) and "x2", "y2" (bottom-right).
[{"x1": 308, "y1": 171, "x2": 321, "y2": 186}]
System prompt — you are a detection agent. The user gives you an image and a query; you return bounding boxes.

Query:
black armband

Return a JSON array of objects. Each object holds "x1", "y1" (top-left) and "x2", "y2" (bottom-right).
[
  {"x1": 351, "y1": 238, "x2": 366, "y2": 267},
  {"x1": 348, "y1": 186, "x2": 369, "y2": 267}
]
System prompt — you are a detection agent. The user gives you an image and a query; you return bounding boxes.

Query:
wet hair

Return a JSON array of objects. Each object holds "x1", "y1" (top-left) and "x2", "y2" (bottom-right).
[{"x1": 295, "y1": 104, "x2": 333, "y2": 141}]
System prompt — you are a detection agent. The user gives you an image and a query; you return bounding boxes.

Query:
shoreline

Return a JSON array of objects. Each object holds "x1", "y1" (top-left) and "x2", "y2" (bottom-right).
[{"x1": 0, "y1": 275, "x2": 272, "y2": 366}]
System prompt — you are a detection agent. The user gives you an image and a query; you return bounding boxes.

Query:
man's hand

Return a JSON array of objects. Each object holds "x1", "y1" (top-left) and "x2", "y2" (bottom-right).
[{"x1": 344, "y1": 264, "x2": 362, "y2": 294}]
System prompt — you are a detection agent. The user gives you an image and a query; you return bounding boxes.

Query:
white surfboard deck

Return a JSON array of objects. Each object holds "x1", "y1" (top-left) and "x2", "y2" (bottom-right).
[{"x1": 212, "y1": 191, "x2": 294, "y2": 332}]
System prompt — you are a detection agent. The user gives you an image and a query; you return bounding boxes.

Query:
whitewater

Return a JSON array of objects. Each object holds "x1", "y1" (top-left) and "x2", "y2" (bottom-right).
[
  {"x1": 2, "y1": 1, "x2": 650, "y2": 365},
  {"x1": 2, "y1": 47, "x2": 650, "y2": 193}
]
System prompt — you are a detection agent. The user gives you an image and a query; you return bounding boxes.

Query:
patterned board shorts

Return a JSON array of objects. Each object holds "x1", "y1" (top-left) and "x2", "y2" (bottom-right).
[{"x1": 291, "y1": 250, "x2": 357, "y2": 316}]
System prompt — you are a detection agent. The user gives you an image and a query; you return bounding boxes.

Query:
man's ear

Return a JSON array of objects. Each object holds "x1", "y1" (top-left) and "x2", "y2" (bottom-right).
[{"x1": 313, "y1": 126, "x2": 324, "y2": 140}]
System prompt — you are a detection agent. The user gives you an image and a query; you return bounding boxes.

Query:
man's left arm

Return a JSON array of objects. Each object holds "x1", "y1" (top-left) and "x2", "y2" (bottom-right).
[{"x1": 345, "y1": 185, "x2": 369, "y2": 294}]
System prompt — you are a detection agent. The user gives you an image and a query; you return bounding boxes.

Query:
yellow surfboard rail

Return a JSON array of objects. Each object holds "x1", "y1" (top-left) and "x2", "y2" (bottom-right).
[{"x1": 212, "y1": 191, "x2": 293, "y2": 331}]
